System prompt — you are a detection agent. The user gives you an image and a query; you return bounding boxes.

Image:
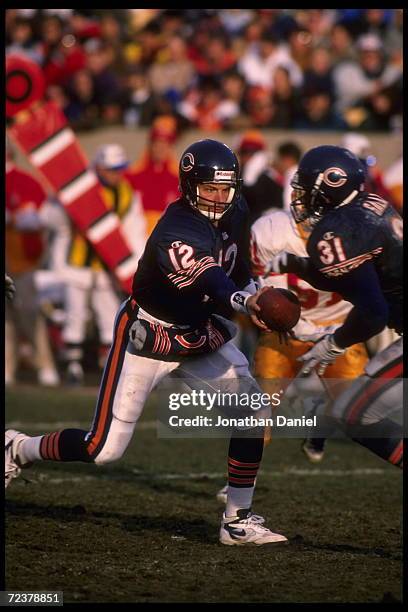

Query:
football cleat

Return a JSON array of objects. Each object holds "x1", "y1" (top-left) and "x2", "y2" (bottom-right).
[
  {"x1": 216, "y1": 483, "x2": 228, "y2": 505},
  {"x1": 219, "y1": 509, "x2": 288, "y2": 546},
  {"x1": 302, "y1": 438, "x2": 326, "y2": 463},
  {"x1": 5, "y1": 430, "x2": 32, "y2": 489}
]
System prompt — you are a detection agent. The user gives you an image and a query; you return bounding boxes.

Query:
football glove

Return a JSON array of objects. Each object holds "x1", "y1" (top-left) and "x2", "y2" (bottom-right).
[
  {"x1": 5, "y1": 274, "x2": 16, "y2": 301},
  {"x1": 293, "y1": 320, "x2": 340, "y2": 343},
  {"x1": 263, "y1": 252, "x2": 304, "y2": 277},
  {"x1": 297, "y1": 334, "x2": 346, "y2": 376}
]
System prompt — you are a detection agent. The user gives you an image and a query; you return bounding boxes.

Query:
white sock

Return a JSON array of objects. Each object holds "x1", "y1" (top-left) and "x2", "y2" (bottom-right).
[
  {"x1": 225, "y1": 485, "x2": 255, "y2": 517},
  {"x1": 17, "y1": 436, "x2": 42, "y2": 464}
]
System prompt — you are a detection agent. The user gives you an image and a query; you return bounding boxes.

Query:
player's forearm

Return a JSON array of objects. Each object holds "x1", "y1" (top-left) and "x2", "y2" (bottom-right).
[
  {"x1": 195, "y1": 265, "x2": 252, "y2": 314},
  {"x1": 283, "y1": 256, "x2": 336, "y2": 292},
  {"x1": 333, "y1": 304, "x2": 389, "y2": 348}
]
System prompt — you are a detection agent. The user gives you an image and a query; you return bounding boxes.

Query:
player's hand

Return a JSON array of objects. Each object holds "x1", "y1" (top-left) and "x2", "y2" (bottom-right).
[
  {"x1": 297, "y1": 334, "x2": 346, "y2": 376},
  {"x1": 263, "y1": 252, "x2": 301, "y2": 277},
  {"x1": 293, "y1": 321, "x2": 340, "y2": 343},
  {"x1": 5, "y1": 274, "x2": 16, "y2": 301},
  {"x1": 246, "y1": 287, "x2": 270, "y2": 331}
]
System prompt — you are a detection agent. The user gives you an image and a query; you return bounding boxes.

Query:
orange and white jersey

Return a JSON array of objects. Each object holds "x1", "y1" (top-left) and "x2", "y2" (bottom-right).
[{"x1": 250, "y1": 210, "x2": 352, "y2": 328}]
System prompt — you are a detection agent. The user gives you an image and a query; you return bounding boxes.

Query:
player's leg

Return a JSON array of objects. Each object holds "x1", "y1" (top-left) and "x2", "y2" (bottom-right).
[
  {"x1": 254, "y1": 332, "x2": 328, "y2": 462},
  {"x1": 301, "y1": 341, "x2": 369, "y2": 462},
  {"x1": 5, "y1": 300, "x2": 179, "y2": 486},
  {"x1": 178, "y1": 341, "x2": 287, "y2": 545},
  {"x1": 332, "y1": 338, "x2": 403, "y2": 468}
]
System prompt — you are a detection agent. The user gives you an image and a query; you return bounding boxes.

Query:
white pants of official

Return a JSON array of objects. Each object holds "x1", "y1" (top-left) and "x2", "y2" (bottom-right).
[{"x1": 62, "y1": 266, "x2": 120, "y2": 346}]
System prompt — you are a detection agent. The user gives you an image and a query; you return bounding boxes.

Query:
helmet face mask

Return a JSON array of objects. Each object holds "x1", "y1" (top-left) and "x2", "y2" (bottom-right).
[
  {"x1": 290, "y1": 145, "x2": 366, "y2": 226},
  {"x1": 290, "y1": 173, "x2": 332, "y2": 226},
  {"x1": 179, "y1": 140, "x2": 242, "y2": 222}
]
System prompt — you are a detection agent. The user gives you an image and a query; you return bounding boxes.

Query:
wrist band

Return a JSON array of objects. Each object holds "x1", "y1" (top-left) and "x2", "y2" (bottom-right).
[{"x1": 231, "y1": 291, "x2": 251, "y2": 314}]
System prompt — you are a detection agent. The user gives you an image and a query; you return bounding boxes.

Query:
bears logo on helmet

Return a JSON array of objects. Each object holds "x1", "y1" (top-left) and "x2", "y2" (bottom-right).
[
  {"x1": 291, "y1": 145, "x2": 366, "y2": 225},
  {"x1": 179, "y1": 139, "x2": 242, "y2": 222}
]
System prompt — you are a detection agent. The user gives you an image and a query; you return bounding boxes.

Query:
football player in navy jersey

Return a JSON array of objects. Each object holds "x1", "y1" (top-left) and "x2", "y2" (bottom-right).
[
  {"x1": 273, "y1": 145, "x2": 403, "y2": 468},
  {"x1": 6, "y1": 140, "x2": 288, "y2": 546}
]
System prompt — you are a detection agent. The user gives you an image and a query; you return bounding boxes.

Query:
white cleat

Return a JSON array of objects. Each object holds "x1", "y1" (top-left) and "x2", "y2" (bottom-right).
[
  {"x1": 219, "y1": 509, "x2": 288, "y2": 546},
  {"x1": 216, "y1": 483, "x2": 228, "y2": 505},
  {"x1": 302, "y1": 439, "x2": 325, "y2": 463},
  {"x1": 5, "y1": 430, "x2": 31, "y2": 489}
]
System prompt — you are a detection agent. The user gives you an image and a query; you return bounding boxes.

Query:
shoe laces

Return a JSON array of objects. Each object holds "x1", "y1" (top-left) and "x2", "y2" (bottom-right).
[{"x1": 247, "y1": 512, "x2": 265, "y2": 525}]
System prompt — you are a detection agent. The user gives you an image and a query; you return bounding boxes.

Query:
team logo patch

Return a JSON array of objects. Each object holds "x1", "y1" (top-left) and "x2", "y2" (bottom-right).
[
  {"x1": 181, "y1": 152, "x2": 194, "y2": 172},
  {"x1": 322, "y1": 167, "x2": 347, "y2": 187}
]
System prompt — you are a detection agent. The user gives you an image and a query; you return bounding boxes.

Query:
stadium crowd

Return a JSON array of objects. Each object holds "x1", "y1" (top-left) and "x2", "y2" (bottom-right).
[{"x1": 6, "y1": 9, "x2": 403, "y2": 133}]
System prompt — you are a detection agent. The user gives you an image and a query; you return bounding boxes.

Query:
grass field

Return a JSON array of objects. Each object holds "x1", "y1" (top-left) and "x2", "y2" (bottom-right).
[{"x1": 5, "y1": 385, "x2": 403, "y2": 604}]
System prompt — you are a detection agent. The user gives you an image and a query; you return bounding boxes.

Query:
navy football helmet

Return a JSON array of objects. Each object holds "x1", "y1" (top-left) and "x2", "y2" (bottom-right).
[
  {"x1": 179, "y1": 139, "x2": 242, "y2": 221},
  {"x1": 290, "y1": 145, "x2": 366, "y2": 225}
]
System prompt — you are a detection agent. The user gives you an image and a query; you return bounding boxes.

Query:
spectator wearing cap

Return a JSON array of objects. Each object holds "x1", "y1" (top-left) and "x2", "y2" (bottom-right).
[
  {"x1": 332, "y1": 32, "x2": 402, "y2": 117},
  {"x1": 125, "y1": 116, "x2": 180, "y2": 236},
  {"x1": 62, "y1": 144, "x2": 147, "y2": 385},
  {"x1": 341, "y1": 133, "x2": 398, "y2": 208}
]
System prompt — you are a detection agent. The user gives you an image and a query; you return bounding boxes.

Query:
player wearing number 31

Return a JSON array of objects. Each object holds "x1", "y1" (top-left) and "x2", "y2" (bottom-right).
[
  {"x1": 6, "y1": 140, "x2": 291, "y2": 546},
  {"x1": 272, "y1": 145, "x2": 403, "y2": 469}
]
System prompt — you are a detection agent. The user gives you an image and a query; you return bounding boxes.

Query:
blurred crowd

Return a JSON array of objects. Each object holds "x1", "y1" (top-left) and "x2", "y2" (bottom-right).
[{"x1": 6, "y1": 8, "x2": 403, "y2": 133}]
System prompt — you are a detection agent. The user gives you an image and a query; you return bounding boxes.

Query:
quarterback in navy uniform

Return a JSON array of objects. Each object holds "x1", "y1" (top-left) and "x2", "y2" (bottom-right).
[
  {"x1": 276, "y1": 145, "x2": 403, "y2": 468},
  {"x1": 6, "y1": 140, "x2": 288, "y2": 546}
]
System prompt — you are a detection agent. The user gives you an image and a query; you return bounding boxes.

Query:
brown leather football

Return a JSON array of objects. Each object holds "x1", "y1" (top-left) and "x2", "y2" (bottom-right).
[{"x1": 256, "y1": 287, "x2": 301, "y2": 332}]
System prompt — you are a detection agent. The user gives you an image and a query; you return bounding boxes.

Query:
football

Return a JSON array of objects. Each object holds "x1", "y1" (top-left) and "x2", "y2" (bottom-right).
[{"x1": 256, "y1": 287, "x2": 301, "y2": 332}]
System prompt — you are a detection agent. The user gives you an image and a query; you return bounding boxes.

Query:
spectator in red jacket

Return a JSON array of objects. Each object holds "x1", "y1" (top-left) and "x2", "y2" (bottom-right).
[
  {"x1": 125, "y1": 115, "x2": 180, "y2": 235},
  {"x1": 6, "y1": 143, "x2": 60, "y2": 387}
]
